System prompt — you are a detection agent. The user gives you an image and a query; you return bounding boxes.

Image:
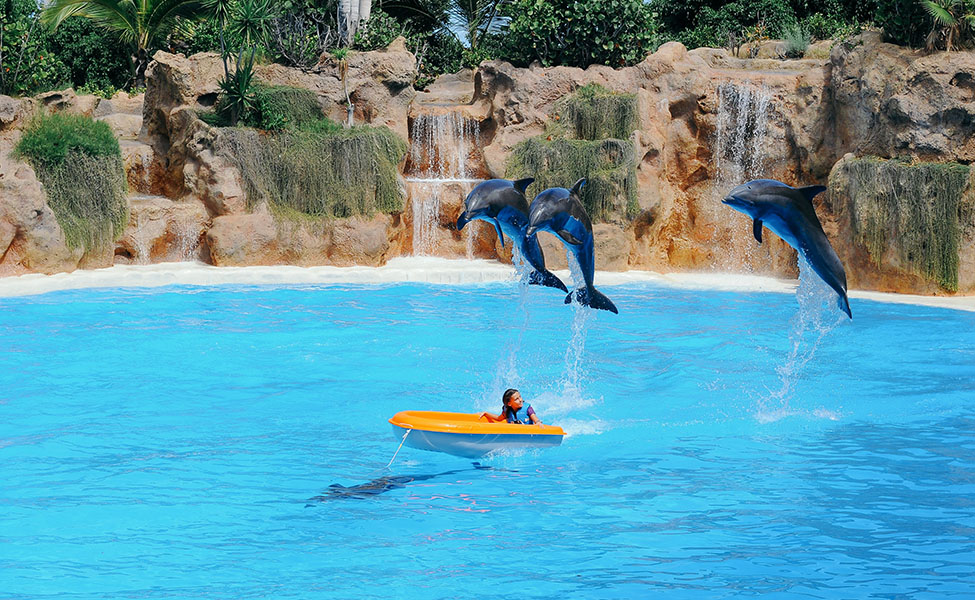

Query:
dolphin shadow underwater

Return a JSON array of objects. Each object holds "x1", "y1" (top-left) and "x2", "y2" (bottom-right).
[
  {"x1": 722, "y1": 179, "x2": 852, "y2": 318},
  {"x1": 457, "y1": 178, "x2": 568, "y2": 292},
  {"x1": 308, "y1": 463, "x2": 498, "y2": 503},
  {"x1": 526, "y1": 178, "x2": 618, "y2": 314}
]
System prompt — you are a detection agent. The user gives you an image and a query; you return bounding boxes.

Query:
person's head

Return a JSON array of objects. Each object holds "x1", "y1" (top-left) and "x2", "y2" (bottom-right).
[{"x1": 502, "y1": 388, "x2": 523, "y2": 413}]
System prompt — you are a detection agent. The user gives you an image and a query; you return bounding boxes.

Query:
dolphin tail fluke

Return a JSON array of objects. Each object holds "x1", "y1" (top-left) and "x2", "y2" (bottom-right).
[
  {"x1": 565, "y1": 287, "x2": 619, "y2": 314},
  {"x1": 528, "y1": 269, "x2": 568, "y2": 292},
  {"x1": 838, "y1": 293, "x2": 852, "y2": 319}
]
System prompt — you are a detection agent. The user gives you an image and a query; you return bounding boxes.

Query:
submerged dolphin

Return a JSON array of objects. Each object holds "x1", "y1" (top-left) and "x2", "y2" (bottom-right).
[
  {"x1": 525, "y1": 179, "x2": 618, "y2": 314},
  {"x1": 722, "y1": 179, "x2": 852, "y2": 318},
  {"x1": 307, "y1": 464, "x2": 494, "y2": 502},
  {"x1": 457, "y1": 178, "x2": 567, "y2": 292}
]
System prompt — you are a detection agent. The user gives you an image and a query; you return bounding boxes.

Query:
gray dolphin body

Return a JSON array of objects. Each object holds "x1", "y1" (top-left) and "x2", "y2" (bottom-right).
[
  {"x1": 722, "y1": 179, "x2": 852, "y2": 318},
  {"x1": 456, "y1": 178, "x2": 567, "y2": 292},
  {"x1": 525, "y1": 179, "x2": 618, "y2": 314}
]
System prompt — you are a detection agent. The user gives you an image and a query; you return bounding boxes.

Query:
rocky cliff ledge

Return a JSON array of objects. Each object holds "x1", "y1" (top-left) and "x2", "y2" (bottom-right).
[{"x1": 1, "y1": 34, "x2": 974, "y2": 295}]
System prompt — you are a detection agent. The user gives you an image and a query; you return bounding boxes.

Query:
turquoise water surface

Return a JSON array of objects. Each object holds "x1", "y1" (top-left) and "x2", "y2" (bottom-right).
[{"x1": 2, "y1": 274, "x2": 974, "y2": 599}]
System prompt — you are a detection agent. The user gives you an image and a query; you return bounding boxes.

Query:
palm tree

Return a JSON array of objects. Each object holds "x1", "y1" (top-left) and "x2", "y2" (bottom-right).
[
  {"x1": 922, "y1": 0, "x2": 975, "y2": 52},
  {"x1": 41, "y1": 0, "x2": 206, "y2": 88},
  {"x1": 380, "y1": 0, "x2": 506, "y2": 52},
  {"x1": 339, "y1": 0, "x2": 373, "y2": 43}
]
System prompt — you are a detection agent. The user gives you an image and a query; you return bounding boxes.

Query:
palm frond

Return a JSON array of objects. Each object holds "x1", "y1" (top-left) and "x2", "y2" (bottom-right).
[
  {"x1": 42, "y1": 0, "x2": 138, "y2": 37},
  {"x1": 922, "y1": 0, "x2": 959, "y2": 26}
]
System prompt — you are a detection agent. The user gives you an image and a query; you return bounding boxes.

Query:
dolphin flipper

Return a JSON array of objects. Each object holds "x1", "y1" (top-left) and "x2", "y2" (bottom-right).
[
  {"x1": 753, "y1": 219, "x2": 763, "y2": 244},
  {"x1": 557, "y1": 230, "x2": 584, "y2": 245},
  {"x1": 565, "y1": 287, "x2": 619, "y2": 314},
  {"x1": 492, "y1": 218, "x2": 506, "y2": 247},
  {"x1": 529, "y1": 270, "x2": 569, "y2": 292}
]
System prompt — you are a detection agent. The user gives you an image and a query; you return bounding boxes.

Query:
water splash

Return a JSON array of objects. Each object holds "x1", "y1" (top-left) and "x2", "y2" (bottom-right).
[{"x1": 755, "y1": 258, "x2": 847, "y2": 423}]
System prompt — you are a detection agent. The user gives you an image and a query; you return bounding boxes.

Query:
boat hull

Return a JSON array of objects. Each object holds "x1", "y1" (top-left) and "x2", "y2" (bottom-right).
[{"x1": 388, "y1": 411, "x2": 565, "y2": 458}]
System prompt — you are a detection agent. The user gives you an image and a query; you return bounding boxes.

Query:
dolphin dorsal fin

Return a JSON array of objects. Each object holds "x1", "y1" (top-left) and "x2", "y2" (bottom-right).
[
  {"x1": 570, "y1": 178, "x2": 586, "y2": 196},
  {"x1": 513, "y1": 178, "x2": 534, "y2": 194},
  {"x1": 797, "y1": 185, "x2": 827, "y2": 204}
]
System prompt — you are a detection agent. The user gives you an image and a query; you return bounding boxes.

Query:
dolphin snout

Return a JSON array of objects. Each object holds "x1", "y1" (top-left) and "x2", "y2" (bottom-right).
[{"x1": 525, "y1": 226, "x2": 538, "y2": 237}]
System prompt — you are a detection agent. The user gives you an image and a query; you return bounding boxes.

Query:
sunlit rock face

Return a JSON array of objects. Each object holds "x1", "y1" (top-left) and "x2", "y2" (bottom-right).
[{"x1": 3, "y1": 33, "x2": 975, "y2": 296}]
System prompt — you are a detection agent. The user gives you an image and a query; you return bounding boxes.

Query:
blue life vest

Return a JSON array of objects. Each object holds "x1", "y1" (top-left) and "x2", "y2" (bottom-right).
[{"x1": 505, "y1": 405, "x2": 535, "y2": 424}]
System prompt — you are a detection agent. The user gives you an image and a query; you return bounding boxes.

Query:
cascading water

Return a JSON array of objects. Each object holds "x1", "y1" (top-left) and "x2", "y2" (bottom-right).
[
  {"x1": 131, "y1": 213, "x2": 152, "y2": 265},
  {"x1": 405, "y1": 112, "x2": 483, "y2": 256},
  {"x1": 711, "y1": 83, "x2": 777, "y2": 272}
]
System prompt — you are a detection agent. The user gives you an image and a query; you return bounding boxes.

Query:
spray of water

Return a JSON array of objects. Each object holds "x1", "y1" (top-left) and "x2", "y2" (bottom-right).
[
  {"x1": 132, "y1": 213, "x2": 152, "y2": 265},
  {"x1": 754, "y1": 258, "x2": 847, "y2": 423}
]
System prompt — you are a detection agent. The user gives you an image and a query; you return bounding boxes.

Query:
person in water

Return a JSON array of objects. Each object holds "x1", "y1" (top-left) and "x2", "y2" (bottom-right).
[{"x1": 480, "y1": 389, "x2": 542, "y2": 424}]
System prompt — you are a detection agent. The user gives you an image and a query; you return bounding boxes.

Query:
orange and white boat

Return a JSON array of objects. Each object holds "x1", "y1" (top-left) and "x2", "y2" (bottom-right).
[{"x1": 388, "y1": 411, "x2": 565, "y2": 458}]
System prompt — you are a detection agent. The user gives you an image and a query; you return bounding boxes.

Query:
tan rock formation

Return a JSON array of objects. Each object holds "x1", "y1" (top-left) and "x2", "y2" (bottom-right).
[{"x1": 115, "y1": 195, "x2": 209, "y2": 264}]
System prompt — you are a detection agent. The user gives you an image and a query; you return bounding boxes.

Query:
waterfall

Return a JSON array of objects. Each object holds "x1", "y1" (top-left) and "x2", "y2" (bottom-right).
[
  {"x1": 711, "y1": 83, "x2": 780, "y2": 272},
  {"x1": 132, "y1": 213, "x2": 152, "y2": 265},
  {"x1": 714, "y1": 83, "x2": 772, "y2": 187},
  {"x1": 405, "y1": 111, "x2": 483, "y2": 256}
]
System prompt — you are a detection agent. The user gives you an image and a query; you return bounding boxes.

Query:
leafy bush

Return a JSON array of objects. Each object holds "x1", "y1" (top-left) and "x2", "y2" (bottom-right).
[
  {"x1": 15, "y1": 112, "x2": 120, "y2": 167},
  {"x1": 875, "y1": 0, "x2": 930, "y2": 46},
  {"x1": 44, "y1": 17, "x2": 131, "y2": 91},
  {"x1": 353, "y1": 9, "x2": 412, "y2": 51},
  {"x1": 678, "y1": 0, "x2": 797, "y2": 49},
  {"x1": 15, "y1": 112, "x2": 127, "y2": 251},
  {"x1": 502, "y1": 0, "x2": 660, "y2": 68}
]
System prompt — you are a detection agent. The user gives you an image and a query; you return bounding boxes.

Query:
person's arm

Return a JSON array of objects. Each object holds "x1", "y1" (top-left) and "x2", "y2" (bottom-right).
[
  {"x1": 526, "y1": 405, "x2": 542, "y2": 425},
  {"x1": 480, "y1": 411, "x2": 505, "y2": 422}
]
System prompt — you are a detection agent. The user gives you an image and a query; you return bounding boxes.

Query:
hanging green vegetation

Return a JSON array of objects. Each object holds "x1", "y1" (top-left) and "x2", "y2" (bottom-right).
[
  {"x1": 507, "y1": 137, "x2": 638, "y2": 221},
  {"x1": 15, "y1": 112, "x2": 128, "y2": 252},
  {"x1": 507, "y1": 84, "x2": 640, "y2": 222},
  {"x1": 553, "y1": 84, "x2": 639, "y2": 141},
  {"x1": 250, "y1": 85, "x2": 326, "y2": 131},
  {"x1": 216, "y1": 125, "x2": 407, "y2": 219},
  {"x1": 836, "y1": 157, "x2": 972, "y2": 291}
]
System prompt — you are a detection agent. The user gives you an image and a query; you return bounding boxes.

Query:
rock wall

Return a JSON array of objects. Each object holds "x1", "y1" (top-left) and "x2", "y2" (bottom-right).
[{"x1": 2, "y1": 34, "x2": 975, "y2": 295}]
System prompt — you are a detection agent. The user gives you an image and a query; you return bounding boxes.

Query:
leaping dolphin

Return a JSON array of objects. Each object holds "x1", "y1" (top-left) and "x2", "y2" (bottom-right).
[
  {"x1": 722, "y1": 179, "x2": 852, "y2": 318},
  {"x1": 457, "y1": 178, "x2": 567, "y2": 292},
  {"x1": 525, "y1": 179, "x2": 619, "y2": 314}
]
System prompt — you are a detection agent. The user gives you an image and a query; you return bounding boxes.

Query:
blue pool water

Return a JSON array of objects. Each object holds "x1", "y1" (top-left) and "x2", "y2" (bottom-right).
[{"x1": 2, "y1": 273, "x2": 974, "y2": 599}]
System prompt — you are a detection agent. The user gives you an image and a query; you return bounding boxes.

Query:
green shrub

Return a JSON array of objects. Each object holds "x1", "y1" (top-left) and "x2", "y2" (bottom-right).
[
  {"x1": 15, "y1": 111, "x2": 120, "y2": 167},
  {"x1": 833, "y1": 157, "x2": 972, "y2": 291},
  {"x1": 44, "y1": 17, "x2": 132, "y2": 92},
  {"x1": 554, "y1": 84, "x2": 639, "y2": 141},
  {"x1": 216, "y1": 125, "x2": 407, "y2": 218},
  {"x1": 875, "y1": 0, "x2": 930, "y2": 46},
  {"x1": 354, "y1": 9, "x2": 413, "y2": 51},
  {"x1": 783, "y1": 24, "x2": 812, "y2": 57},
  {"x1": 502, "y1": 0, "x2": 660, "y2": 68},
  {"x1": 15, "y1": 112, "x2": 127, "y2": 252}
]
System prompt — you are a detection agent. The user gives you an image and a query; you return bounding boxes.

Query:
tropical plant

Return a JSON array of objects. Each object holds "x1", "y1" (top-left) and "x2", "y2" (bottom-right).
[
  {"x1": 381, "y1": 0, "x2": 504, "y2": 54},
  {"x1": 41, "y1": 0, "x2": 205, "y2": 88},
  {"x1": 503, "y1": 0, "x2": 660, "y2": 68},
  {"x1": 217, "y1": 47, "x2": 257, "y2": 126},
  {"x1": 875, "y1": 0, "x2": 929, "y2": 46},
  {"x1": 921, "y1": 0, "x2": 975, "y2": 51},
  {"x1": 229, "y1": 0, "x2": 274, "y2": 48}
]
